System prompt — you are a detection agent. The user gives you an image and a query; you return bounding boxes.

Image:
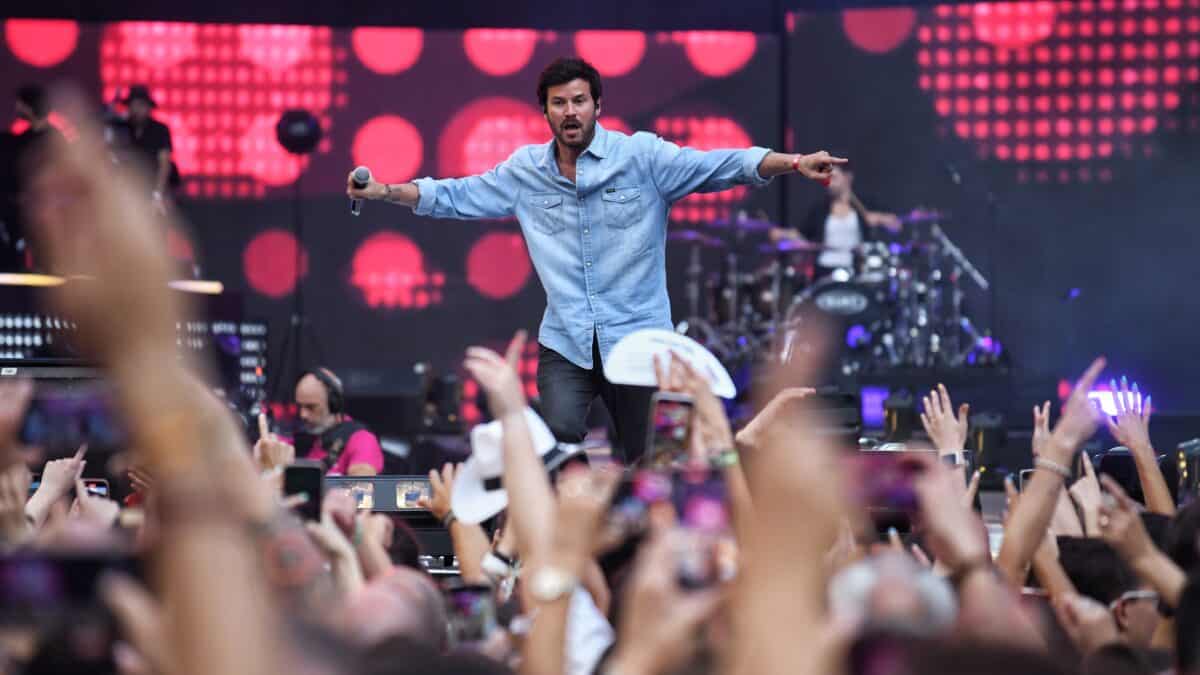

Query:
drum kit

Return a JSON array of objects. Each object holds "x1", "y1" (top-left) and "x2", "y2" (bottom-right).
[{"x1": 670, "y1": 208, "x2": 1003, "y2": 383}]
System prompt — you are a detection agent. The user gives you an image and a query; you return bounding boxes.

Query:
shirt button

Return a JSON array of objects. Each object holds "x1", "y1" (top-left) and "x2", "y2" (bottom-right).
[
  {"x1": 584, "y1": 229, "x2": 590, "y2": 234},
  {"x1": 586, "y1": 261, "x2": 592, "y2": 267}
]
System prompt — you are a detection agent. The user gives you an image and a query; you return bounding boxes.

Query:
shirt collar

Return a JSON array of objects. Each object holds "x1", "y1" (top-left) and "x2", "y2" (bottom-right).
[{"x1": 539, "y1": 122, "x2": 610, "y2": 168}]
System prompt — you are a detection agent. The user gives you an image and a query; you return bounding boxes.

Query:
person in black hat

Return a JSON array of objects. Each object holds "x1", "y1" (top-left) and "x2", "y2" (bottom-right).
[
  {"x1": 112, "y1": 84, "x2": 179, "y2": 207},
  {"x1": 0, "y1": 84, "x2": 64, "y2": 270}
]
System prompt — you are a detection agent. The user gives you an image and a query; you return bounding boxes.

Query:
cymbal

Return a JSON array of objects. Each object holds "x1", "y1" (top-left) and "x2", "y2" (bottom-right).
[
  {"x1": 707, "y1": 215, "x2": 780, "y2": 232},
  {"x1": 897, "y1": 208, "x2": 948, "y2": 225},
  {"x1": 667, "y1": 229, "x2": 726, "y2": 248},
  {"x1": 759, "y1": 239, "x2": 828, "y2": 253}
]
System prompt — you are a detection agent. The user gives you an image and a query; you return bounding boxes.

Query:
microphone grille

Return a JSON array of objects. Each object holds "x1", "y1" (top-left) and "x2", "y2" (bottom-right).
[{"x1": 352, "y1": 166, "x2": 372, "y2": 182}]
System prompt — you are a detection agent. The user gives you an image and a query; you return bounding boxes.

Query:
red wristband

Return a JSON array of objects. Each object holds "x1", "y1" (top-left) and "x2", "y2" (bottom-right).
[{"x1": 792, "y1": 155, "x2": 802, "y2": 173}]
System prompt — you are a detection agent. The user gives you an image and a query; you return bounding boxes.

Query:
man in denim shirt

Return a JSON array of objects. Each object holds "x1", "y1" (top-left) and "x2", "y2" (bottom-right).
[{"x1": 347, "y1": 58, "x2": 844, "y2": 461}]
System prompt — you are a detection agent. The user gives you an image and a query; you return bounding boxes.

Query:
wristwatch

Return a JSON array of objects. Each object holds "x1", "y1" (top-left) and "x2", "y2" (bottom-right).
[{"x1": 528, "y1": 566, "x2": 578, "y2": 603}]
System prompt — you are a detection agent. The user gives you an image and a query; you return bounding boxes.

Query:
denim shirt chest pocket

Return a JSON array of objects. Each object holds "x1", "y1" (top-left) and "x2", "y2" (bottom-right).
[
  {"x1": 525, "y1": 192, "x2": 565, "y2": 235},
  {"x1": 601, "y1": 186, "x2": 641, "y2": 229}
]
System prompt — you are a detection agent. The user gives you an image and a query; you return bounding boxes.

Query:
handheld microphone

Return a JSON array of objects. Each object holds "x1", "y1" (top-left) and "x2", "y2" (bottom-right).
[{"x1": 350, "y1": 166, "x2": 371, "y2": 216}]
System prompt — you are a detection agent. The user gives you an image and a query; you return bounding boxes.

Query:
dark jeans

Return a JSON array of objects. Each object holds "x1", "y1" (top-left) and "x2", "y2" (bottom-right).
[{"x1": 537, "y1": 336, "x2": 653, "y2": 464}]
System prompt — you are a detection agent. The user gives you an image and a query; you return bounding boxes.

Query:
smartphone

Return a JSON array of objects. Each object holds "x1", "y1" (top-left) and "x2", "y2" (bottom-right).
[
  {"x1": 395, "y1": 478, "x2": 432, "y2": 510},
  {"x1": 607, "y1": 468, "x2": 731, "y2": 588},
  {"x1": 845, "y1": 450, "x2": 936, "y2": 533},
  {"x1": 672, "y1": 467, "x2": 732, "y2": 589},
  {"x1": 18, "y1": 382, "x2": 125, "y2": 454},
  {"x1": 0, "y1": 553, "x2": 140, "y2": 624},
  {"x1": 283, "y1": 461, "x2": 324, "y2": 521},
  {"x1": 444, "y1": 583, "x2": 499, "y2": 647},
  {"x1": 645, "y1": 392, "x2": 694, "y2": 467},
  {"x1": 1019, "y1": 468, "x2": 1035, "y2": 492},
  {"x1": 28, "y1": 477, "x2": 109, "y2": 499}
]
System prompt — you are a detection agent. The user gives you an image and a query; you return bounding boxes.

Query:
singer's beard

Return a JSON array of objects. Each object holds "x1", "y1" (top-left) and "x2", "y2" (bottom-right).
[{"x1": 555, "y1": 119, "x2": 594, "y2": 150}]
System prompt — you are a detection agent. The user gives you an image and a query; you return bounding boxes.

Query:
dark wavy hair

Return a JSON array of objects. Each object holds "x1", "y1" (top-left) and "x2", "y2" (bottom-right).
[{"x1": 536, "y1": 57, "x2": 602, "y2": 112}]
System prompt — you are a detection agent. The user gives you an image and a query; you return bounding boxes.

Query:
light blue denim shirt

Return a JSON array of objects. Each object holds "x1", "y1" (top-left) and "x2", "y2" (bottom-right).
[{"x1": 413, "y1": 123, "x2": 773, "y2": 369}]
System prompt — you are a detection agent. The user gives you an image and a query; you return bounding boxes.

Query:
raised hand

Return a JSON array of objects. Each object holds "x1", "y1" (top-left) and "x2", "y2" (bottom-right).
[
  {"x1": 253, "y1": 413, "x2": 295, "y2": 472},
  {"x1": 1052, "y1": 593, "x2": 1120, "y2": 654},
  {"x1": 25, "y1": 444, "x2": 88, "y2": 528},
  {"x1": 1031, "y1": 400, "x2": 1052, "y2": 457},
  {"x1": 1105, "y1": 376, "x2": 1152, "y2": 452},
  {"x1": 913, "y1": 458, "x2": 989, "y2": 571},
  {"x1": 734, "y1": 387, "x2": 816, "y2": 453},
  {"x1": 463, "y1": 331, "x2": 527, "y2": 419},
  {"x1": 72, "y1": 476, "x2": 121, "y2": 528},
  {"x1": 794, "y1": 151, "x2": 848, "y2": 182},
  {"x1": 604, "y1": 528, "x2": 725, "y2": 675},
  {"x1": 1046, "y1": 358, "x2": 1107, "y2": 463},
  {"x1": 1097, "y1": 475, "x2": 1154, "y2": 563},
  {"x1": 416, "y1": 462, "x2": 456, "y2": 521},
  {"x1": 920, "y1": 383, "x2": 970, "y2": 453},
  {"x1": 654, "y1": 354, "x2": 735, "y2": 461},
  {"x1": 1068, "y1": 453, "x2": 1103, "y2": 536}
]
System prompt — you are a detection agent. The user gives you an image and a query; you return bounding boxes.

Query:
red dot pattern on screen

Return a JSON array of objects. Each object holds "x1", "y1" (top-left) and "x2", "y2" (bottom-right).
[
  {"x1": 656, "y1": 31, "x2": 757, "y2": 77},
  {"x1": 467, "y1": 231, "x2": 533, "y2": 300},
  {"x1": 100, "y1": 22, "x2": 345, "y2": 198},
  {"x1": 843, "y1": 8, "x2": 919, "y2": 53},
  {"x1": 654, "y1": 116, "x2": 753, "y2": 223},
  {"x1": 351, "y1": 27, "x2": 423, "y2": 74},
  {"x1": 461, "y1": 340, "x2": 540, "y2": 424},
  {"x1": 917, "y1": 1, "x2": 1200, "y2": 184},
  {"x1": 352, "y1": 115, "x2": 424, "y2": 184},
  {"x1": 5, "y1": 19, "x2": 79, "y2": 67},
  {"x1": 438, "y1": 97, "x2": 548, "y2": 178},
  {"x1": 464, "y1": 29, "x2": 541, "y2": 76},
  {"x1": 574, "y1": 31, "x2": 647, "y2": 76},
  {"x1": 349, "y1": 232, "x2": 445, "y2": 310},
  {"x1": 243, "y1": 229, "x2": 308, "y2": 298}
]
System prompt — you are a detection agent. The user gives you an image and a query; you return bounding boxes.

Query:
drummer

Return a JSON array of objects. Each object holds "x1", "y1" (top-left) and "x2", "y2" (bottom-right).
[{"x1": 770, "y1": 164, "x2": 901, "y2": 278}]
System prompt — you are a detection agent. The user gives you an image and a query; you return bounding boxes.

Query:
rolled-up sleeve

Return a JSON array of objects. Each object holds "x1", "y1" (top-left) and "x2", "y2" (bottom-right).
[{"x1": 640, "y1": 132, "x2": 773, "y2": 204}]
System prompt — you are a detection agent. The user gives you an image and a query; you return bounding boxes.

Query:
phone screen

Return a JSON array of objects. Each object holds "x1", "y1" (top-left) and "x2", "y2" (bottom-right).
[
  {"x1": 283, "y1": 462, "x2": 324, "y2": 521},
  {"x1": 444, "y1": 584, "x2": 499, "y2": 646},
  {"x1": 646, "y1": 393, "x2": 694, "y2": 467},
  {"x1": 395, "y1": 479, "x2": 432, "y2": 510},
  {"x1": 0, "y1": 553, "x2": 139, "y2": 624},
  {"x1": 18, "y1": 382, "x2": 125, "y2": 454},
  {"x1": 28, "y1": 478, "x2": 109, "y2": 498},
  {"x1": 845, "y1": 451, "x2": 934, "y2": 532}
]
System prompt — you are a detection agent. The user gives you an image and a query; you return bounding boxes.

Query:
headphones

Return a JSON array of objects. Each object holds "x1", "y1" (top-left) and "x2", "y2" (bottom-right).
[{"x1": 301, "y1": 367, "x2": 344, "y2": 416}]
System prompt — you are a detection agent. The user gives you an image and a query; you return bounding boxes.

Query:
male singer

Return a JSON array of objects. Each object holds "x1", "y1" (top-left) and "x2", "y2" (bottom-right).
[{"x1": 346, "y1": 57, "x2": 844, "y2": 461}]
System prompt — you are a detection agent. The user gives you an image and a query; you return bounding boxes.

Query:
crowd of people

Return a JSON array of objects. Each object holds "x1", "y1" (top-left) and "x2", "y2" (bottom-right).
[{"x1": 1, "y1": 92, "x2": 1200, "y2": 675}]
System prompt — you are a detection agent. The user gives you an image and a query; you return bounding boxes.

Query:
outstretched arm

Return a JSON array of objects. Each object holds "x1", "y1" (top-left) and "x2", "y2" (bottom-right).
[{"x1": 346, "y1": 152, "x2": 521, "y2": 219}]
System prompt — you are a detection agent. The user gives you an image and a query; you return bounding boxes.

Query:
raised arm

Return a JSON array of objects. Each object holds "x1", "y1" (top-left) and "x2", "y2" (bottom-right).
[
  {"x1": 642, "y1": 132, "x2": 844, "y2": 204},
  {"x1": 1105, "y1": 377, "x2": 1175, "y2": 516},
  {"x1": 996, "y1": 358, "x2": 1106, "y2": 587},
  {"x1": 346, "y1": 151, "x2": 522, "y2": 219}
]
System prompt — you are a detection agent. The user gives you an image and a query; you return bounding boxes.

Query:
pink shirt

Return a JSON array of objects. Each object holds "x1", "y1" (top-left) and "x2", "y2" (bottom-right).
[{"x1": 305, "y1": 428, "x2": 384, "y2": 475}]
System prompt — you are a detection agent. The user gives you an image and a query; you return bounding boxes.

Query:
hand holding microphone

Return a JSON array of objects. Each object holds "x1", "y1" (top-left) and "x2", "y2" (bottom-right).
[{"x1": 346, "y1": 166, "x2": 376, "y2": 216}]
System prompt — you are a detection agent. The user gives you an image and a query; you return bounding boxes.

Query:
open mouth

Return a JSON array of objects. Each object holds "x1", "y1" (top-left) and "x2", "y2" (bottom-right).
[{"x1": 562, "y1": 121, "x2": 581, "y2": 132}]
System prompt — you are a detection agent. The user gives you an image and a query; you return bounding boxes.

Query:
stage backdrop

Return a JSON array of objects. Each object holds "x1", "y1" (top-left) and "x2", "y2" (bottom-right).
[
  {"x1": 1, "y1": 21, "x2": 782, "y2": 421},
  {"x1": 786, "y1": 2, "x2": 1200, "y2": 416},
  {"x1": 4, "y1": 9, "x2": 1200, "y2": 417}
]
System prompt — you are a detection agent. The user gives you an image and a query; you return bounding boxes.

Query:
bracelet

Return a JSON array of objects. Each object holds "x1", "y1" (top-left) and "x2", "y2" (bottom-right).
[
  {"x1": 791, "y1": 155, "x2": 802, "y2": 173},
  {"x1": 440, "y1": 511, "x2": 457, "y2": 529},
  {"x1": 1034, "y1": 457, "x2": 1072, "y2": 480}
]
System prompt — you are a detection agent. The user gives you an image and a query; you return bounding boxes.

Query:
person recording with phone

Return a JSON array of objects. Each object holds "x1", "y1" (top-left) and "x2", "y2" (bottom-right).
[
  {"x1": 346, "y1": 57, "x2": 844, "y2": 462},
  {"x1": 293, "y1": 367, "x2": 383, "y2": 476}
]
